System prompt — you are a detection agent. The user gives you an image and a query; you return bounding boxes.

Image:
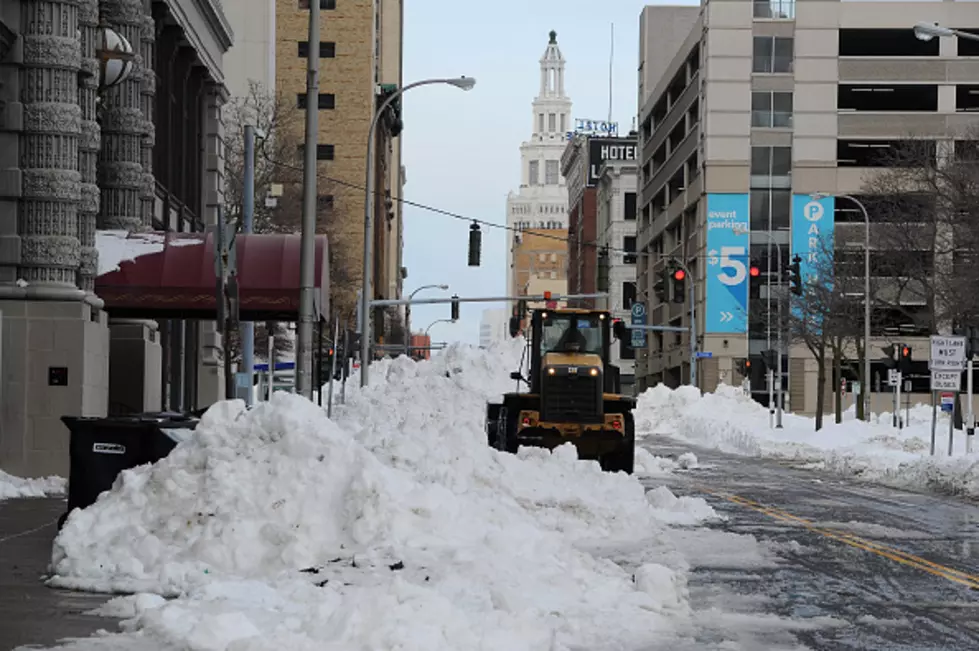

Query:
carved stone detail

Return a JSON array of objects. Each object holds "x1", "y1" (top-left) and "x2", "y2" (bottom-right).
[
  {"x1": 139, "y1": 14, "x2": 156, "y2": 229},
  {"x1": 17, "y1": 0, "x2": 82, "y2": 287},
  {"x1": 99, "y1": 0, "x2": 150, "y2": 233},
  {"x1": 77, "y1": 0, "x2": 100, "y2": 291}
]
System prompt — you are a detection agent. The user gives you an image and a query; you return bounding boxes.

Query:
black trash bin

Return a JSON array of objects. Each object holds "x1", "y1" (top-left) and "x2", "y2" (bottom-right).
[{"x1": 58, "y1": 412, "x2": 199, "y2": 529}]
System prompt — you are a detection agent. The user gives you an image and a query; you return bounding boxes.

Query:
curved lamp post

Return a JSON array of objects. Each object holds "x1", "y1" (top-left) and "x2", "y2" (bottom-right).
[
  {"x1": 425, "y1": 318, "x2": 455, "y2": 336},
  {"x1": 404, "y1": 283, "x2": 449, "y2": 356},
  {"x1": 360, "y1": 76, "x2": 476, "y2": 386},
  {"x1": 812, "y1": 192, "x2": 871, "y2": 421}
]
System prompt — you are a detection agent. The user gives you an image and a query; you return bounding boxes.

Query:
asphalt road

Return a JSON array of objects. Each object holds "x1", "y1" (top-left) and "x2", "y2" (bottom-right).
[{"x1": 642, "y1": 437, "x2": 979, "y2": 650}]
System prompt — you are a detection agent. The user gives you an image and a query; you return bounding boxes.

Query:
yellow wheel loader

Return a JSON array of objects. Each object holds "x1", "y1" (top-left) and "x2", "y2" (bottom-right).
[{"x1": 486, "y1": 308, "x2": 636, "y2": 473}]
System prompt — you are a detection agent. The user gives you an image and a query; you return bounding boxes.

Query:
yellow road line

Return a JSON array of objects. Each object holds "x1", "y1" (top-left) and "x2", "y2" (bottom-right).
[{"x1": 705, "y1": 489, "x2": 979, "y2": 592}]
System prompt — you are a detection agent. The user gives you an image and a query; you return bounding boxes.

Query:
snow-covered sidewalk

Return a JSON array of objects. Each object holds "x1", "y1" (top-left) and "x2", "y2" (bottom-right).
[
  {"x1": 45, "y1": 341, "x2": 786, "y2": 650},
  {"x1": 636, "y1": 384, "x2": 979, "y2": 498},
  {"x1": 0, "y1": 470, "x2": 65, "y2": 501}
]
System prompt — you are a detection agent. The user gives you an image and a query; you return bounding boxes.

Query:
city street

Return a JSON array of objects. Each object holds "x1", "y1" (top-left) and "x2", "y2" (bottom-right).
[{"x1": 643, "y1": 437, "x2": 979, "y2": 650}]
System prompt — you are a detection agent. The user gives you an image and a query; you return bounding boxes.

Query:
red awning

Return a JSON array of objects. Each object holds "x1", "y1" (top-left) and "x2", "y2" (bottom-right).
[{"x1": 95, "y1": 231, "x2": 330, "y2": 321}]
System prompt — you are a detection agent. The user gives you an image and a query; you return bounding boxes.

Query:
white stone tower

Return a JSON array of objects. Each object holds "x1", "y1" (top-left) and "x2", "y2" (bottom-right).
[{"x1": 505, "y1": 30, "x2": 573, "y2": 306}]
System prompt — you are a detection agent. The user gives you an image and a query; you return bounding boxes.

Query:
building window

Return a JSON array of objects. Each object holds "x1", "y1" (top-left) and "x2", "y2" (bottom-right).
[
  {"x1": 750, "y1": 189, "x2": 791, "y2": 232},
  {"x1": 624, "y1": 192, "x2": 637, "y2": 220},
  {"x1": 751, "y1": 92, "x2": 792, "y2": 128},
  {"x1": 298, "y1": 144, "x2": 335, "y2": 160},
  {"x1": 317, "y1": 194, "x2": 334, "y2": 212},
  {"x1": 529, "y1": 160, "x2": 539, "y2": 185},
  {"x1": 548, "y1": 113, "x2": 556, "y2": 132},
  {"x1": 560, "y1": 114, "x2": 566, "y2": 132},
  {"x1": 750, "y1": 146, "x2": 792, "y2": 188},
  {"x1": 538, "y1": 113, "x2": 544, "y2": 133},
  {"x1": 752, "y1": 36, "x2": 793, "y2": 74},
  {"x1": 297, "y1": 93, "x2": 336, "y2": 110},
  {"x1": 624, "y1": 236, "x2": 637, "y2": 264},
  {"x1": 298, "y1": 41, "x2": 336, "y2": 58},
  {"x1": 545, "y1": 160, "x2": 559, "y2": 185},
  {"x1": 299, "y1": 0, "x2": 336, "y2": 8},
  {"x1": 753, "y1": 0, "x2": 794, "y2": 19}
]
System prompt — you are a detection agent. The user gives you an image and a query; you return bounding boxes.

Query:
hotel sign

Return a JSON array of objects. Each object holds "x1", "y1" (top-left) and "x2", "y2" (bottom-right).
[{"x1": 587, "y1": 137, "x2": 638, "y2": 186}]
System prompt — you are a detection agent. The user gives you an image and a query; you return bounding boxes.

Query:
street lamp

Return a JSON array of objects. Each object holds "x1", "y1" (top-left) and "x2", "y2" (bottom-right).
[
  {"x1": 404, "y1": 283, "x2": 449, "y2": 356},
  {"x1": 913, "y1": 21, "x2": 979, "y2": 42},
  {"x1": 95, "y1": 22, "x2": 136, "y2": 90},
  {"x1": 425, "y1": 318, "x2": 455, "y2": 336},
  {"x1": 811, "y1": 191, "x2": 871, "y2": 421},
  {"x1": 360, "y1": 76, "x2": 476, "y2": 387}
]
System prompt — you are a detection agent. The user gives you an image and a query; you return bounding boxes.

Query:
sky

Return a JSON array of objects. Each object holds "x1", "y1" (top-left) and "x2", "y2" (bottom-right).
[{"x1": 398, "y1": 0, "x2": 696, "y2": 346}]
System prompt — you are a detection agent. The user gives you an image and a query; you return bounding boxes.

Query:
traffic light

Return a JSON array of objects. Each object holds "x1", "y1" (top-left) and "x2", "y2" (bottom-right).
[
  {"x1": 761, "y1": 349, "x2": 777, "y2": 371},
  {"x1": 450, "y1": 295, "x2": 460, "y2": 321},
  {"x1": 788, "y1": 255, "x2": 802, "y2": 296},
  {"x1": 749, "y1": 264, "x2": 760, "y2": 278},
  {"x1": 882, "y1": 343, "x2": 897, "y2": 369},
  {"x1": 317, "y1": 347, "x2": 335, "y2": 385},
  {"x1": 671, "y1": 268, "x2": 686, "y2": 304},
  {"x1": 653, "y1": 269, "x2": 667, "y2": 303},
  {"x1": 899, "y1": 344, "x2": 912, "y2": 374},
  {"x1": 736, "y1": 358, "x2": 751, "y2": 376},
  {"x1": 468, "y1": 222, "x2": 481, "y2": 267}
]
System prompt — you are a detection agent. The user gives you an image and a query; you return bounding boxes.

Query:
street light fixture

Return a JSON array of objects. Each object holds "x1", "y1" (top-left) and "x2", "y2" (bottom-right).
[
  {"x1": 404, "y1": 283, "x2": 450, "y2": 356},
  {"x1": 360, "y1": 77, "x2": 476, "y2": 387},
  {"x1": 913, "y1": 21, "x2": 956, "y2": 41},
  {"x1": 425, "y1": 318, "x2": 455, "y2": 336},
  {"x1": 811, "y1": 191, "x2": 872, "y2": 421}
]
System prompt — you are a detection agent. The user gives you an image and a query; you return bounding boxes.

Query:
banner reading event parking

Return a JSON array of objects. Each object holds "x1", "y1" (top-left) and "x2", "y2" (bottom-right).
[{"x1": 705, "y1": 194, "x2": 750, "y2": 334}]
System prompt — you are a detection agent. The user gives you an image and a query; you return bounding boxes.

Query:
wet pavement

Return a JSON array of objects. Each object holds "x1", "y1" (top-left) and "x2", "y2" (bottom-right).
[
  {"x1": 642, "y1": 437, "x2": 979, "y2": 650},
  {"x1": 0, "y1": 497, "x2": 116, "y2": 650}
]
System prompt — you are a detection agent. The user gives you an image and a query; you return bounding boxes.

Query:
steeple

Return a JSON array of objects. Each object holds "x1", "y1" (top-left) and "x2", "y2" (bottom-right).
[{"x1": 539, "y1": 29, "x2": 566, "y2": 99}]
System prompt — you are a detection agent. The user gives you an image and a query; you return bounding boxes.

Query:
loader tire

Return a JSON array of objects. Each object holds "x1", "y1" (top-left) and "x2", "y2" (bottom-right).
[{"x1": 602, "y1": 413, "x2": 635, "y2": 474}]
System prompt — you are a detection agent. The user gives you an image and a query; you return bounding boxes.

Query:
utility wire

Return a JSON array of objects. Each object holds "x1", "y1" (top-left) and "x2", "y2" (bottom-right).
[{"x1": 258, "y1": 149, "x2": 772, "y2": 267}]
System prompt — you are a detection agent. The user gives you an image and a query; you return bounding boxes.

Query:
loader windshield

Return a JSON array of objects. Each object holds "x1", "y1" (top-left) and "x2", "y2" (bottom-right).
[{"x1": 540, "y1": 314, "x2": 604, "y2": 356}]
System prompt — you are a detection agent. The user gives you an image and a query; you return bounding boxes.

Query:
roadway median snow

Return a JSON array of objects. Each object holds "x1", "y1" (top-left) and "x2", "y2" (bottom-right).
[
  {"x1": 636, "y1": 384, "x2": 979, "y2": 497},
  {"x1": 47, "y1": 340, "x2": 723, "y2": 650}
]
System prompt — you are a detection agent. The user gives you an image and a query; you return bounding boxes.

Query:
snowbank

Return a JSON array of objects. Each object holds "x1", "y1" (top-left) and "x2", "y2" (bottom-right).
[
  {"x1": 0, "y1": 470, "x2": 65, "y2": 501},
  {"x1": 49, "y1": 339, "x2": 725, "y2": 650},
  {"x1": 637, "y1": 383, "x2": 979, "y2": 497},
  {"x1": 95, "y1": 230, "x2": 165, "y2": 276}
]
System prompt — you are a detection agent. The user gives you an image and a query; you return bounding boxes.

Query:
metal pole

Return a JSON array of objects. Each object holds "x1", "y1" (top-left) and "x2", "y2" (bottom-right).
[
  {"x1": 403, "y1": 284, "x2": 448, "y2": 357},
  {"x1": 930, "y1": 390, "x2": 937, "y2": 456},
  {"x1": 296, "y1": 0, "x2": 322, "y2": 400},
  {"x1": 327, "y1": 317, "x2": 339, "y2": 417},
  {"x1": 360, "y1": 78, "x2": 476, "y2": 388},
  {"x1": 852, "y1": 197, "x2": 872, "y2": 422},
  {"x1": 689, "y1": 277, "x2": 697, "y2": 389},
  {"x1": 775, "y1": 240, "x2": 783, "y2": 427},
  {"x1": 241, "y1": 125, "x2": 256, "y2": 406},
  {"x1": 949, "y1": 393, "x2": 956, "y2": 456},
  {"x1": 968, "y1": 358, "x2": 975, "y2": 454},
  {"x1": 267, "y1": 330, "x2": 274, "y2": 400},
  {"x1": 340, "y1": 327, "x2": 349, "y2": 404},
  {"x1": 426, "y1": 319, "x2": 454, "y2": 336}
]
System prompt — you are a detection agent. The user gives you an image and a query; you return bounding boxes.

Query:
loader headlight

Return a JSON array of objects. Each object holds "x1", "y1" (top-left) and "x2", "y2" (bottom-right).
[
  {"x1": 589, "y1": 367, "x2": 599, "y2": 376},
  {"x1": 547, "y1": 367, "x2": 556, "y2": 375}
]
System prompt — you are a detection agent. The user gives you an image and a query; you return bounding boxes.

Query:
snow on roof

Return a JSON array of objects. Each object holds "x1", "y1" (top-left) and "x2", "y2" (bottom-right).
[{"x1": 95, "y1": 230, "x2": 203, "y2": 277}]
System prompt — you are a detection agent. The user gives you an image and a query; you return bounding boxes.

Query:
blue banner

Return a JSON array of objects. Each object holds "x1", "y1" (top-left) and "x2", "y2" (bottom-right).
[
  {"x1": 791, "y1": 194, "x2": 835, "y2": 329},
  {"x1": 705, "y1": 194, "x2": 750, "y2": 333}
]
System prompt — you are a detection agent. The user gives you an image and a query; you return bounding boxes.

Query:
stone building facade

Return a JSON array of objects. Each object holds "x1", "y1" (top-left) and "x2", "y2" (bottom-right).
[{"x1": 0, "y1": 0, "x2": 232, "y2": 478}]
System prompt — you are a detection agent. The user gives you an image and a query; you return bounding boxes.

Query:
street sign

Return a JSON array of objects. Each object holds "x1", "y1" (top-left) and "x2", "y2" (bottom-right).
[
  {"x1": 931, "y1": 370, "x2": 962, "y2": 392},
  {"x1": 941, "y1": 392, "x2": 955, "y2": 413},
  {"x1": 853, "y1": 381, "x2": 861, "y2": 396},
  {"x1": 695, "y1": 351, "x2": 713, "y2": 359},
  {"x1": 930, "y1": 335, "x2": 967, "y2": 371},
  {"x1": 630, "y1": 302, "x2": 647, "y2": 348},
  {"x1": 888, "y1": 369, "x2": 901, "y2": 387}
]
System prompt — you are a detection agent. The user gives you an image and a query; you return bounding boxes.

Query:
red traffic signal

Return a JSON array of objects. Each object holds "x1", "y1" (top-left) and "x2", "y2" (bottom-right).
[
  {"x1": 749, "y1": 266, "x2": 760, "y2": 277},
  {"x1": 673, "y1": 269, "x2": 686, "y2": 281},
  {"x1": 902, "y1": 346, "x2": 910, "y2": 357}
]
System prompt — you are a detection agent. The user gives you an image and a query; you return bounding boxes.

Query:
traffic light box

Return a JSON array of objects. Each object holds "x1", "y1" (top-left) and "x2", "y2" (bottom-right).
[
  {"x1": 735, "y1": 358, "x2": 751, "y2": 377},
  {"x1": 653, "y1": 268, "x2": 667, "y2": 303},
  {"x1": 451, "y1": 295, "x2": 460, "y2": 321},
  {"x1": 788, "y1": 255, "x2": 802, "y2": 296},
  {"x1": 899, "y1": 344, "x2": 912, "y2": 374},
  {"x1": 671, "y1": 268, "x2": 686, "y2": 304}
]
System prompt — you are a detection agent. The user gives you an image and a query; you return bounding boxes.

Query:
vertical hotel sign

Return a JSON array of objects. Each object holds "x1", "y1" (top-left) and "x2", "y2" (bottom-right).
[
  {"x1": 705, "y1": 194, "x2": 750, "y2": 333},
  {"x1": 790, "y1": 195, "x2": 835, "y2": 327}
]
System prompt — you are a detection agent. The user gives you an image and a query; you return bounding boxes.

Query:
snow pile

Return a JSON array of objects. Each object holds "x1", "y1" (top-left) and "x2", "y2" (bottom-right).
[
  {"x1": 95, "y1": 230, "x2": 165, "y2": 276},
  {"x1": 637, "y1": 384, "x2": 979, "y2": 497},
  {"x1": 49, "y1": 339, "x2": 723, "y2": 650},
  {"x1": 0, "y1": 469, "x2": 65, "y2": 500}
]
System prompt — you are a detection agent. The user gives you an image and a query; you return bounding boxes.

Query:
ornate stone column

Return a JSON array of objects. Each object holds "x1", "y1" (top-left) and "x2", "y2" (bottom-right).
[
  {"x1": 98, "y1": 0, "x2": 147, "y2": 232},
  {"x1": 139, "y1": 12, "x2": 155, "y2": 227},
  {"x1": 18, "y1": 0, "x2": 83, "y2": 288},
  {"x1": 77, "y1": 0, "x2": 100, "y2": 292}
]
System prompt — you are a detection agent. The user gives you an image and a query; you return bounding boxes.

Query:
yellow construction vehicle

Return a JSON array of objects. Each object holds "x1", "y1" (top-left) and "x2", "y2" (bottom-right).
[{"x1": 486, "y1": 307, "x2": 636, "y2": 473}]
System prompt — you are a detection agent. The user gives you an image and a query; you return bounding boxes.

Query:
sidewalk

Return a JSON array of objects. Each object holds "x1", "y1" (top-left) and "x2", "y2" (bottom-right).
[{"x1": 0, "y1": 497, "x2": 116, "y2": 649}]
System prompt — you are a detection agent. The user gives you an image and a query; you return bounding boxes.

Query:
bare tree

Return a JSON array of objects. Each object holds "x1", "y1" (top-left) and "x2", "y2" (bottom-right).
[{"x1": 784, "y1": 234, "x2": 867, "y2": 429}]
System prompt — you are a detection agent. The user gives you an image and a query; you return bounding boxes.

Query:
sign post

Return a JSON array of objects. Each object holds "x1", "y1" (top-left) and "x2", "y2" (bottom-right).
[
  {"x1": 930, "y1": 334, "x2": 967, "y2": 457},
  {"x1": 630, "y1": 302, "x2": 647, "y2": 350},
  {"x1": 888, "y1": 369, "x2": 902, "y2": 428}
]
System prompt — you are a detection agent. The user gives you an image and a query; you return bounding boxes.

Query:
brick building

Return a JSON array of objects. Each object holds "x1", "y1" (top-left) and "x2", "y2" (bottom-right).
[{"x1": 275, "y1": 0, "x2": 404, "y2": 337}]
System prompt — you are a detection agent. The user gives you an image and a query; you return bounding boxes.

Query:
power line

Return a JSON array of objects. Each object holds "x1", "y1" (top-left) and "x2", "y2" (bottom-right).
[{"x1": 257, "y1": 149, "x2": 770, "y2": 266}]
